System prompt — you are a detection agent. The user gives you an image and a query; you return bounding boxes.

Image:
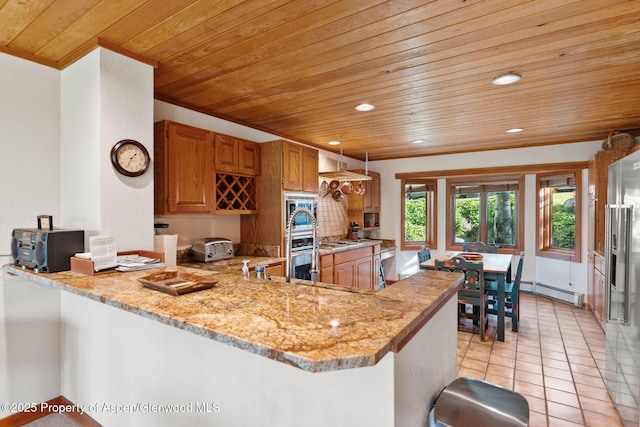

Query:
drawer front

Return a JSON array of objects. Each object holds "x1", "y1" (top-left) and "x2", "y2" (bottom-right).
[
  {"x1": 594, "y1": 254, "x2": 605, "y2": 273},
  {"x1": 320, "y1": 254, "x2": 334, "y2": 268},
  {"x1": 334, "y1": 246, "x2": 373, "y2": 265}
]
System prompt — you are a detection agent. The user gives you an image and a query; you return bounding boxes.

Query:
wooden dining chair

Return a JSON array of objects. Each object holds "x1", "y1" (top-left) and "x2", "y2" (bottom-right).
[
  {"x1": 435, "y1": 256, "x2": 488, "y2": 341},
  {"x1": 486, "y1": 251, "x2": 524, "y2": 332},
  {"x1": 417, "y1": 246, "x2": 431, "y2": 269},
  {"x1": 462, "y1": 241, "x2": 499, "y2": 253}
]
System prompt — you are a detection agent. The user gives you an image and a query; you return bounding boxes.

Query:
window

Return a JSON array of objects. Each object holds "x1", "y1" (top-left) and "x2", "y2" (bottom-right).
[
  {"x1": 401, "y1": 179, "x2": 437, "y2": 250},
  {"x1": 446, "y1": 176, "x2": 524, "y2": 251},
  {"x1": 537, "y1": 170, "x2": 581, "y2": 261}
]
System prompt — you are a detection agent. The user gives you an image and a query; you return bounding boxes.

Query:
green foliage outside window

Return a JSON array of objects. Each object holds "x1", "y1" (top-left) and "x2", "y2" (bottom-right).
[{"x1": 405, "y1": 197, "x2": 426, "y2": 242}]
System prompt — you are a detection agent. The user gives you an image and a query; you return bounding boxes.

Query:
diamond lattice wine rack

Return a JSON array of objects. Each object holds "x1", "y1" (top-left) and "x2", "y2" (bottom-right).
[{"x1": 214, "y1": 173, "x2": 257, "y2": 214}]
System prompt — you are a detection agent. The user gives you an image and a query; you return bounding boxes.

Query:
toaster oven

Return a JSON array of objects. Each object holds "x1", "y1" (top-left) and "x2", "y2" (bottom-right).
[{"x1": 190, "y1": 238, "x2": 234, "y2": 262}]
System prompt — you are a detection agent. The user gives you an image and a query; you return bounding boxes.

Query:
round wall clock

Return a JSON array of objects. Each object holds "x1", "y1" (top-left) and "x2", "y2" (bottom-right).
[{"x1": 110, "y1": 139, "x2": 150, "y2": 177}]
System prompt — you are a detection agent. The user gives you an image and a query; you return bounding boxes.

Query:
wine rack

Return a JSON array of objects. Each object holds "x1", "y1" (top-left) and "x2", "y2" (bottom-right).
[{"x1": 215, "y1": 173, "x2": 257, "y2": 214}]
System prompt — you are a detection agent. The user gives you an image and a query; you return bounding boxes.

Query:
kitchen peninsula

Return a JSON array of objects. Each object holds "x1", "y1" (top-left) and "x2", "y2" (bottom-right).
[{"x1": 1, "y1": 264, "x2": 462, "y2": 426}]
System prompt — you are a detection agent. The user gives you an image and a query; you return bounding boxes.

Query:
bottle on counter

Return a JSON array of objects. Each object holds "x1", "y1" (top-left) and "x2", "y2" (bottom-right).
[
  {"x1": 255, "y1": 265, "x2": 266, "y2": 280},
  {"x1": 242, "y1": 260, "x2": 250, "y2": 277}
]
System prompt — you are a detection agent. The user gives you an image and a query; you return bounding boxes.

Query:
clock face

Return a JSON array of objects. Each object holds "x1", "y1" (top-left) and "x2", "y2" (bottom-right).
[{"x1": 111, "y1": 140, "x2": 150, "y2": 177}]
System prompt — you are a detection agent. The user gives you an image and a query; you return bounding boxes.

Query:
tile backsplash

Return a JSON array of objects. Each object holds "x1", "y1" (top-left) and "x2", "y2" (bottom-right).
[{"x1": 317, "y1": 193, "x2": 348, "y2": 237}]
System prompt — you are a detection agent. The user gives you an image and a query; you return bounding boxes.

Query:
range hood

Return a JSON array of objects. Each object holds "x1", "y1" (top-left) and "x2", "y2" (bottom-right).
[
  {"x1": 318, "y1": 170, "x2": 372, "y2": 181},
  {"x1": 318, "y1": 157, "x2": 372, "y2": 181}
]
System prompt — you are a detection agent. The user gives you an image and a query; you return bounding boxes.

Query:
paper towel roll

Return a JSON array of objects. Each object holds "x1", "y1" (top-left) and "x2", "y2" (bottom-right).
[{"x1": 154, "y1": 234, "x2": 178, "y2": 266}]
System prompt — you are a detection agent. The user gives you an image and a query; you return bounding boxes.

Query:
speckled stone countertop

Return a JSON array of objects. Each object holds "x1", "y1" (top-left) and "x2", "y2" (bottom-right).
[
  {"x1": 180, "y1": 239, "x2": 394, "y2": 273},
  {"x1": 2, "y1": 264, "x2": 462, "y2": 373}
]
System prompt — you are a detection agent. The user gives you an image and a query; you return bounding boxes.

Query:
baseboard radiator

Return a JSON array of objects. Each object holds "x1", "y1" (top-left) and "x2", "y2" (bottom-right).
[{"x1": 520, "y1": 280, "x2": 584, "y2": 308}]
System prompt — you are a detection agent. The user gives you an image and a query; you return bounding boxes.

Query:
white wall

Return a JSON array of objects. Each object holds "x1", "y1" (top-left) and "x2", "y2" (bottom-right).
[
  {"x1": 0, "y1": 53, "x2": 61, "y2": 266},
  {"x1": 60, "y1": 48, "x2": 155, "y2": 251},
  {"x1": 374, "y1": 141, "x2": 602, "y2": 295}
]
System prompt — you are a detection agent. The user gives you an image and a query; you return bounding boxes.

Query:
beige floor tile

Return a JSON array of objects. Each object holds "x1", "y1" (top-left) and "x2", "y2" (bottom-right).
[
  {"x1": 487, "y1": 363, "x2": 515, "y2": 378},
  {"x1": 546, "y1": 388, "x2": 580, "y2": 408},
  {"x1": 545, "y1": 377, "x2": 577, "y2": 394},
  {"x1": 515, "y1": 380, "x2": 546, "y2": 399},
  {"x1": 574, "y1": 382, "x2": 611, "y2": 401},
  {"x1": 483, "y1": 373, "x2": 513, "y2": 390},
  {"x1": 489, "y1": 353, "x2": 516, "y2": 368},
  {"x1": 523, "y1": 393, "x2": 547, "y2": 414},
  {"x1": 543, "y1": 357, "x2": 570, "y2": 370},
  {"x1": 547, "y1": 401, "x2": 584, "y2": 424},
  {"x1": 516, "y1": 369, "x2": 545, "y2": 386},
  {"x1": 583, "y1": 410, "x2": 624, "y2": 427},
  {"x1": 457, "y1": 366, "x2": 485, "y2": 380},
  {"x1": 548, "y1": 416, "x2": 584, "y2": 426},
  {"x1": 529, "y1": 410, "x2": 548, "y2": 426},
  {"x1": 543, "y1": 349, "x2": 569, "y2": 362},
  {"x1": 578, "y1": 395, "x2": 617, "y2": 416},
  {"x1": 544, "y1": 366, "x2": 574, "y2": 382},
  {"x1": 465, "y1": 348, "x2": 492, "y2": 362},
  {"x1": 460, "y1": 357, "x2": 487, "y2": 372},
  {"x1": 518, "y1": 360, "x2": 544, "y2": 375},
  {"x1": 571, "y1": 372, "x2": 605, "y2": 389}
]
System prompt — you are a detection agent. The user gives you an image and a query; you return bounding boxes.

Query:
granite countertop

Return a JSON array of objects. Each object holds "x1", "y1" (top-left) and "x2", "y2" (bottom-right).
[
  {"x1": 3, "y1": 261, "x2": 460, "y2": 373},
  {"x1": 181, "y1": 256, "x2": 285, "y2": 272},
  {"x1": 181, "y1": 239, "x2": 395, "y2": 273}
]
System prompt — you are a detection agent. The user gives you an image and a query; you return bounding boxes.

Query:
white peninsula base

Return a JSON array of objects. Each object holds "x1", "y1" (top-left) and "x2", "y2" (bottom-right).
[{"x1": 1, "y1": 271, "x2": 457, "y2": 426}]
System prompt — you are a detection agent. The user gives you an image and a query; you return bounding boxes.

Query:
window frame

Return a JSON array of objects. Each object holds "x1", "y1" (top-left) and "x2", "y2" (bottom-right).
[
  {"x1": 445, "y1": 175, "x2": 525, "y2": 253},
  {"x1": 400, "y1": 178, "x2": 437, "y2": 251},
  {"x1": 536, "y1": 169, "x2": 582, "y2": 261}
]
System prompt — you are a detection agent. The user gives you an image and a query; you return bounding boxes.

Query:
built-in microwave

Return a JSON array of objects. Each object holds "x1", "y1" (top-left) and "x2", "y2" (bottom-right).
[{"x1": 284, "y1": 192, "x2": 318, "y2": 234}]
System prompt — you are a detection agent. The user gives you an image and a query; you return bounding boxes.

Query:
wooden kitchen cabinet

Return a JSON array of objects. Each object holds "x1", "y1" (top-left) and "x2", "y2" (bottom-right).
[
  {"x1": 363, "y1": 171, "x2": 380, "y2": 213},
  {"x1": 283, "y1": 142, "x2": 318, "y2": 193},
  {"x1": 154, "y1": 120, "x2": 214, "y2": 214},
  {"x1": 214, "y1": 133, "x2": 260, "y2": 176},
  {"x1": 155, "y1": 120, "x2": 259, "y2": 215},
  {"x1": 240, "y1": 140, "x2": 319, "y2": 254},
  {"x1": 265, "y1": 262, "x2": 283, "y2": 277},
  {"x1": 586, "y1": 148, "x2": 635, "y2": 322},
  {"x1": 592, "y1": 253, "x2": 606, "y2": 331},
  {"x1": 348, "y1": 170, "x2": 381, "y2": 230},
  {"x1": 332, "y1": 246, "x2": 376, "y2": 290},
  {"x1": 319, "y1": 254, "x2": 334, "y2": 282}
]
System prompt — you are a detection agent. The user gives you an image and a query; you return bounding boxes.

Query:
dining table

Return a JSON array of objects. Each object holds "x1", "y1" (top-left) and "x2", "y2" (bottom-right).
[{"x1": 420, "y1": 252, "x2": 513, "y2": 342}]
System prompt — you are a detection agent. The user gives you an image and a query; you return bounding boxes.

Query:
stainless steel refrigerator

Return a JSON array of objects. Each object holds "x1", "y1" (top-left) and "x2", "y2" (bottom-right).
[{"x1": 605, "y1": 149, "x2": 640, "y2": 426}]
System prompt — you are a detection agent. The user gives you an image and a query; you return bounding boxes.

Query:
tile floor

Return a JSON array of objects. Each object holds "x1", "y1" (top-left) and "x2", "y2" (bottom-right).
[{"x1": 456, "y1": 293, "x2": 628, "y2": 427}]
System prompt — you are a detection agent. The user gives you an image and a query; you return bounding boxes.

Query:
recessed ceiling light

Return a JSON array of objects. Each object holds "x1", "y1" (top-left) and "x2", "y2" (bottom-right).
[
  {"x1": 328, "y1": 140, "x2": 341, "y2": 145},
  {"x1": 491, "y1": 73, "x2": 521, "y2": 85},
  {"x1": 355, "y1": 103, "x2": 375, "y2": 111},
  {"x1": 411, "y1": 139, "x2": 428, "y2": 144},
  {"x1": 506, "y1": 128, "x2": 524, "y2": 133}
]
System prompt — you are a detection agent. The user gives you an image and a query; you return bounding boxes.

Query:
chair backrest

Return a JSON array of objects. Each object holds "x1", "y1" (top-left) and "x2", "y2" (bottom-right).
[
  {"x1": 434, "y1": 256, "x2": 484, "y2": 292},
  {"x1": 513, "y1": 251, "x2": 525, "y2": 289},
  {"x1": 462, "y1": 241, "x2": 499, "y2": 253},
  {"x1": 417, "y1": 247, "x2": 431, "y2": 263}
]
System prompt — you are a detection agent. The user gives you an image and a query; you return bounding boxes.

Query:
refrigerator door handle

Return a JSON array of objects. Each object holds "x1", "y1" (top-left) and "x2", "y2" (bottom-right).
[{"x1": 605, "y1": 204, "x2": 632, "y2": 323}]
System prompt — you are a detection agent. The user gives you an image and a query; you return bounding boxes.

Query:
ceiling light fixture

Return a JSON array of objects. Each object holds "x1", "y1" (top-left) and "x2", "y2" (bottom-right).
[
  {"x1": 491, "y1": 73, "x2": 521, "y2": 85},
  {"x1": 506, "y1": 128, "x2": 524, "y2": 133},
  {"x1": 411, "y1": 139, "x2": 427, "y2": 144},
  {"x1": 355, "y1": 103, "x2": 375, "y2": 111},
  {"x1": 328, "y1": 140, "x2": 341, "y2": 145}
]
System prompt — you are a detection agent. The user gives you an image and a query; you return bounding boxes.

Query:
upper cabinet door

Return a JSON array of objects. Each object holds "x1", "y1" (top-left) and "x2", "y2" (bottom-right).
[
  {"x1": 283, "y1": 142, "x2": 303, "y2": 191},
  {"x1": 301, "y1": 146, "x2": 318, "y2": 193},
  {"x1": 363, "y1": 171, "x2": 380, "y2": 213},
  {"x1": 214, "y1": 133, "x2": 239, "y2": 173},
  {"x1": 282, "y1": 142, "x2": 318, "y2": 193},
  {"x1": 165, "y1": 122, "x2": 214, "y2": 213},
  {"x1": 238, "y1": 139, "x2": 260, "y2": 176}
]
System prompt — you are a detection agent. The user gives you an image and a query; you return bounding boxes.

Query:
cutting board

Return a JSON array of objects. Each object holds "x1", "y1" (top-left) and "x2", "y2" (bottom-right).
[{"x1": 138, "y1": 271, "x2": 217, "y2": 296}]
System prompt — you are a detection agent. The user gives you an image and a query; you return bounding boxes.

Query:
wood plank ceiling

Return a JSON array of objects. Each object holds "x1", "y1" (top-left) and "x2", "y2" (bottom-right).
[{"x1": 2, "y1": 0, "x2": 639, "y2": 161}]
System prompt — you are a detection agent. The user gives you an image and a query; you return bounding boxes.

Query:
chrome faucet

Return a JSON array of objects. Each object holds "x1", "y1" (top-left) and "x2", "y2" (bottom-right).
[{"x1": 285, "y1": 207, "x2": 319, "y2": 283}]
